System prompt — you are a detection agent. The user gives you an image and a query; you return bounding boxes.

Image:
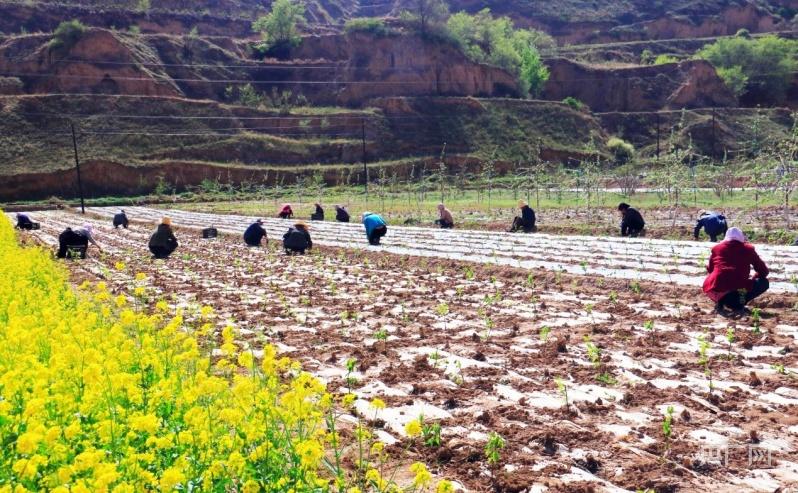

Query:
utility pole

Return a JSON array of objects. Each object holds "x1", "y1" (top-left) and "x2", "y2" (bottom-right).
[
  {"x1": 70, "y1": 121, "x2": 86, "y2": 214},
  {"x1": 711, "y1": 106, "x2": 717, "y2": 160},
  {"x1": 361, "y1": 119, "x2": 368, "y2": 198}
]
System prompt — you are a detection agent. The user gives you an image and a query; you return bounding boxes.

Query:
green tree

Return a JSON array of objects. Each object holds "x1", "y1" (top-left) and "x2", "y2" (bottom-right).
[
  {"x1": 252, "y1": 0, "x2": 306, "y2": 50},
  {"x1": 50, "y1": 20, "x2": 87, "y2": 52},
  {"x1": 697, "y1": 35, "x2": 798, "y2": 103},
  {"x1": 403, "y1": 0, "x2": 449, "y2": 37},
  {"x1": 446, "y1": 9, "x2": 550, "y2": 96}
]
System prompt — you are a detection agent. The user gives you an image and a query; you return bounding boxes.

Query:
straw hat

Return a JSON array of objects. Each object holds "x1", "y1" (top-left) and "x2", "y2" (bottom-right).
[{"x1": 162, "y1": 217, "x2": 172, "y2": 226}]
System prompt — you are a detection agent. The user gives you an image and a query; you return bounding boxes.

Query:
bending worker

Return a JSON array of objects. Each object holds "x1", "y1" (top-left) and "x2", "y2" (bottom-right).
[
  {"x1": 694, "y1": 210, "x2": 727, "y2": 242},
  {"x1": 278, "y1": 204, "x2": 294, "y2": 219},
  {"x1": 15, "y1": 213, "x2": 34, "y2": 230},
  {"x1": 113, "y1": 210, "x2": 129, "y2": 229},
  {"x1": 618, "y1": 203, "x2": 645, "y2": 237},
  {"x1": 148, "y1": 217, "x2": 179, "y2": 259},
  {"x1": 362, "y1": 212, "x2": 387, "y2": 246},
  {"x1": 311, "y1": 203, "x2": 324, "y2": 221},
  {"x1": 509, "y1": 201, "x2": 536, "y2": 233},
  {"x1": 335, "y1": 205, "x2": 350, "y2": 223},
  {"x1": 57, "y1": 224, "x2": 102, "y2": 258},
  {"x1": 435, "y1": 204, "x2": 454, "y2": 229},
  {"x1": 244, "y1": 219, "x2": 268, "y2": 247},
  {"x1": 283, "y1": 222, "x2": 312, "y2": 254},
  {"x1": 703, "y1": 227, "x2": 769, "y2": 316}
]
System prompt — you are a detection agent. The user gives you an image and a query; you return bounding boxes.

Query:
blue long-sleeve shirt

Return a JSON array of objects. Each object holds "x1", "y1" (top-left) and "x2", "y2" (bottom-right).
[
  {"x1": 695, "y1": 213, "x2": 727, "y2": 238},
  {"x1": 363, "y1": 214, "x2": 387, "y2": 238}
]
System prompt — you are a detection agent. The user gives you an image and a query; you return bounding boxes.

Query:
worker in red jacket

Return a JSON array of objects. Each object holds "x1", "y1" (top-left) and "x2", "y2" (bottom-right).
[{"x1": 703, "y1": 227, "x2": 769, "y2": 316}]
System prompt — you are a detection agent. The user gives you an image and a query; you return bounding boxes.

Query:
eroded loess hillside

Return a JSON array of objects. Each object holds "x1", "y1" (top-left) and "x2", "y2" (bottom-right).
[{"x1": 0, "y1": 0, "x2": 795, "y2": 201}]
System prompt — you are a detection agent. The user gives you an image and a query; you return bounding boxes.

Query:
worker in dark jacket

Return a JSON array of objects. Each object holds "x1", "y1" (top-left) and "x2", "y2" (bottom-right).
[
  {"x1": 703, "y1": 228, "x2": 769, "y2": 316},
  {"x1": 362, "y1": 212, "x2": 387, "y2": 245},
  {"x1": 243, "y1": 219, "x2": 267, "y2": 247},
  {"x1": 57, "y1": 224, "x2": 102, "y2": 258},
  {"x1": 618, "y1": 203, "x2": 645, "y2": 237},
  {"x1": 335, "y1": 205, "x2": 350, "y2": 223},
  {"x1": 310, "y1": 203, "x2": 324, "y2": 221},
  {"x1": 278, "y1": 204, "x2": 294, "y2": 219},
  {"x1": 15, "y1": 213, "x2": 34, "y2": 230},
  {"x1": 509, "y1": 201, "x2": 536, "y2": 233},
  {"x1": 283, "y1": 222, "x2": 312, "y2": 254},
  {"x1": 148, "y1": 217, "x2": 179, "y2": 259},
  {"x1": 113, "y1": 210, "x2": 129, "y2": 229},
  {"x1": 694, "y1": 211, "x2": 728, "y2": 242}
]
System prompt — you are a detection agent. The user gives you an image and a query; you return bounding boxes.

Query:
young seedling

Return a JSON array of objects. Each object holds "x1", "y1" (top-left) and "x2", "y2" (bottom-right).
[
  {"x1": 697, "y1": 334, "x2": 714, "y2": 393},
  {"x1": 485, "y1": 432, "x2": 505, "y2": 467},
  {"x1": 584, "y1": 334, "x2": 601, "y2": 368},
  {"x1": 555, "y1": 377, "x2": 569, "y2": 409},
  {"x1": 436, "y1": 302, "x2": 450, "y2": 331},
  {"x1": 643, "y1": 319, "x2": 656, "y2": 342},
  {"x1": 585, "y1": 303, "x2": 596, "y2": 325},
  {"x1": 608, "y1": 291, "x2": 618, "y2": 304},
  {"x1": 539, "y1": 326, "x2": 551, "y2": 342},
  {"x1": 630, "y1": 281, "x2": 642, "y2": 295},
  {"x1": 482, "y1": 316, "x2": 495, "y2": 342},
  {"x1": 596, "y1": 372, "x2": 617, "y2": 386},
  {"x1": 421, "y1": 419, "x2": 442, "y2": 448},
  {"x1": 464, "y1": 266, "x2": 475, "y2": 281},
  {"x1": 751, "y1": 308, "x2": 762, "y2": 334},
  {"x1": 345, "y1": 358, "x2": 358, "y2": 392},
  {"x1": 725, "y1": 327, "x2": 735, "y2": 360},
  {"x1": 662, "y1": 405, "x2": 675, "y2": 450},
  {"x1": 373, "y1": 328, "x2": 388, "y2": 351}
]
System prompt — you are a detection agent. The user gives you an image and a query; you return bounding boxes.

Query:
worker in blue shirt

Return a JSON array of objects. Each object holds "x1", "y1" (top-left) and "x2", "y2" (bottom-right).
[
  {"x1": 362, "y1": 212, "x2": 388, "y2": 245},
  {"x1": 694, "y1": 211, "x2": 728, "y2": 242}
]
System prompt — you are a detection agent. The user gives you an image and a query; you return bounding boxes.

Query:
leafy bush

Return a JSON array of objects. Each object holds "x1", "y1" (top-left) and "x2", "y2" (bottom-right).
[
  {"x1": 562, "y1": 96, "x2": 584, "y2": 110},
  {"x1": 400, "y1": 0, "x2": 450, "y2": 37},
  {"x1": 697, "y1": 35, "x2": 798, "y2": 103},
  {"x1": 446, "y1": 9, "x2": 551, "y2": 96},
  {"x1": 252, "y1": 0, "x2": 305, "y2": 51},
  {"x1": 50, "y1": 19, "x2": 87, "y2": 51},
  {"x1": 344, "y1": 17, "x2": 390, "y2": 36},
  {"x1": 654, "y1": 54, "x2": 679, "y2": 65},
  {"x1": 640, "y1": 49, "x2": 655, "y2": 65},
  {"x1": 0, "y1": 214, "x2": 447, "y2": 491},
  {"x1": 607, "y1": 137, "x2": 635, "y2": 164}
]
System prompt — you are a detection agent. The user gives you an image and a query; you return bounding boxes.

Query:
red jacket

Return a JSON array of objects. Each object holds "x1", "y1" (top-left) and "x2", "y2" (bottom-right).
[{"x1": 703, "y1": 240, "x2": 768, "y2": 302}]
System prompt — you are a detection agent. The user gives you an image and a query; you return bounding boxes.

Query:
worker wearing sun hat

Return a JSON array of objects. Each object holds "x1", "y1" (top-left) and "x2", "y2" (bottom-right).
[
  {"x1": 694, "y1": 210, "x2": 728, "y2": 242},
  {"x1": 283, "y1": 221, "x2": 312, "y2": 255},
  {"x1": 362, "y1": 211, "x2": 388, "y2": 245},
  {"x1": 148, "y1": 217, "x2": 178, "y2": 259},
  {"x1": 703, "y1": 227, "x2": 769, "y2": 316},
  {"x1": 508, "y1": 200, "x2": 536, "y2": 233},
  {"x1": 243, "y1": 218, "x2": 268, "y2": 247}
]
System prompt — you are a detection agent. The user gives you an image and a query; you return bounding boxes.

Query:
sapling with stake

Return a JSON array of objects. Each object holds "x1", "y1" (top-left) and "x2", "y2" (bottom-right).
[
  {"x1": 644, "y1": 319, "x2": 655, "y2": 342},
  {"x1": 751, "y1": 308, "x2": 762, "y2": 334}
]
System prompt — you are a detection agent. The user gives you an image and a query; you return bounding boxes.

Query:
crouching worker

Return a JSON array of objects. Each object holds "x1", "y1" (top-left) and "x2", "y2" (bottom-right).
[
  {"x1": 278, "y1": 203, "x2": 294, "y2": 219},
  {"x1": 283, "y1": 222, "x2": 312, "y2": 254},
  {"x1": 618, "y1": 203, "x2": 645, "y2": 237},
  {"x1": 335, "y1": 205, "x2": 350, "y2": 223},
  {"x1": 57, "y1": 224, "x2": 102, "y2": 258},
  {"x1": 694, "y1": 211, "x2": 727, "y2": 242},
  {"x1": 509, "y1": 201, "x2": 536, "y2": 233},
  {"x1": 311, "y1": 203, "x2": 324, "y2": 221},
  {"x1": 363, "y1": 212, "x2": 387, "y2": 245},
  {"x1": 15, "y1": 213, "x2": 34, "y2": 230},
  {"x1": 435, "y1": 203, "x2": 454, "y2": 229},
  {"x1": 149, "y1": 217, "x2": 178, "y2": 259},
  {"x1": 244, "y1": 219, "x2": 268, "y2": 247},
  {"x1": 703, "y1": 227, "x2": 769, "y2": 316},
  {"x1": 113, "y1": 210, "x2": 129, "y2": 229}
]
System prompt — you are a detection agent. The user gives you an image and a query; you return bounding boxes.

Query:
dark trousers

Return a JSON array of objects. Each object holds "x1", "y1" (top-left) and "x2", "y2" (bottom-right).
[
  {"x1": 718, "y1": 278, "x2": 769, "y2": 310},
  {"x1": 57, "y1": 230, "x2": 88, "y2": 259},
  {"x1": 310, "y1": 213, "x2": 324, "y2": 221},
  {"x1": 16, "y1": 221, "x2": 34, "y2": 230},
  {"x1": 708, "y1": 226, "x2": 728, "y2": 242},
  {"x1": 510, "y1": 217, "x2": 536, "y2": 233},
  {"x1": 623, "y1": 227, "x2": 644, "y2": 238},
  {"x1": 150, "y1": 245, "x2": 176, "y2": 259},
  {"x1": 284, "y1": 247, "x2": 306, "y2": 255},
  {"x1": 435, "y1": 219, "x2": 453, "y2": 229},
  {"x1": 368, "y1": 226, "x2": 387, "y2": 245},
  {"x1": 278, "y1": 212, "x2": 292, "y2": 219}
]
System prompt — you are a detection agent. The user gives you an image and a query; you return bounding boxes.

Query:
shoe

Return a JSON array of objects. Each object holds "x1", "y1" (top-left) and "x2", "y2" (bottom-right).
[{"x1": 732, "y1": 307, "x2": 752, "y2": 317}]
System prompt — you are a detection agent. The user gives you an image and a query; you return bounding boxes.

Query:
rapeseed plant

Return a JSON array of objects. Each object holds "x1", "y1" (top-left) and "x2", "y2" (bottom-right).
[{"x1": 0, "y1": 215, "x2": 444, "y2": 492}]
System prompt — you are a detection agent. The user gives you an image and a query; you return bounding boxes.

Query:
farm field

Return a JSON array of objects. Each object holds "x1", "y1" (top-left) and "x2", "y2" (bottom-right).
[{"x1": 12, "y1": 208, "x2": 798, "y2": 492}]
